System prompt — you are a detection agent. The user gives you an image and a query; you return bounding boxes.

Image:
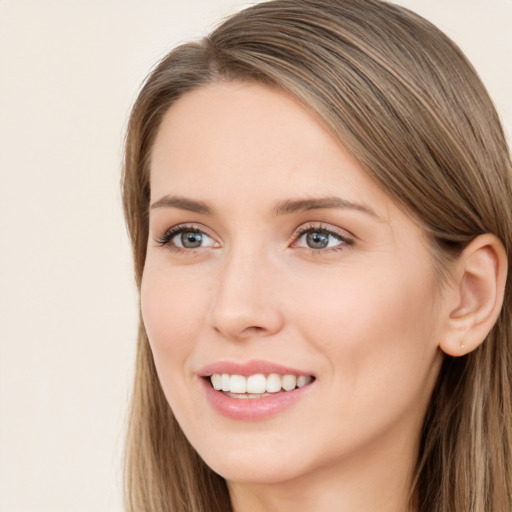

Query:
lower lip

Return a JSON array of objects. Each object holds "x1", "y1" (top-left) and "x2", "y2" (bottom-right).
[{"x1": 201, "y1": 378, "x2": 313, "y2": 421}]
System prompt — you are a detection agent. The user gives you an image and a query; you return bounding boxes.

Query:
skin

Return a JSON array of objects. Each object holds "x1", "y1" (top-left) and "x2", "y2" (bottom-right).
[{"x1": 142, "y1": 81, "x2": 465, "y2": 512}]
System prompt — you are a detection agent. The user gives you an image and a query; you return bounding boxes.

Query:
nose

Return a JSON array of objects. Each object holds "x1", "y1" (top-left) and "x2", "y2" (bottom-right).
[{"x1": 208, "y1": 247, "x2": 285, "y2": 341}]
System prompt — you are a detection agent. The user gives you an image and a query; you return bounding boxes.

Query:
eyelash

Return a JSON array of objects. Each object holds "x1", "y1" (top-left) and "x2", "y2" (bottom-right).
[
  {"x1": 155, "y1": 224, "x2": 214, "y2": 253},
  {"x1": 292, "y1": 223, "x2": 354, "y2": 253},
  {"x1": 155, "y1": 223, "x2": 354, "y2": 254}
]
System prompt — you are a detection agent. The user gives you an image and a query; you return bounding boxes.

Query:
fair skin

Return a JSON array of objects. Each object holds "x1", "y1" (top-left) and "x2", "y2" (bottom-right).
[{"x1": 141, "y1": 81, "x2": 506, "y2": 512}]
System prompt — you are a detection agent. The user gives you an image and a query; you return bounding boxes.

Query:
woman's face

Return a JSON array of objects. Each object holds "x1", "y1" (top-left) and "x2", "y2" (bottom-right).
[{"x1": 142, "y1": 82, "x2": 445, "y2": 485}]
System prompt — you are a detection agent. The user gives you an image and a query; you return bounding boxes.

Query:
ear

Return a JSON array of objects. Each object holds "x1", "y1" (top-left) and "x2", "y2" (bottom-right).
[{"x1": 439, "y1": 233, "x2": 508, "y2": 357}]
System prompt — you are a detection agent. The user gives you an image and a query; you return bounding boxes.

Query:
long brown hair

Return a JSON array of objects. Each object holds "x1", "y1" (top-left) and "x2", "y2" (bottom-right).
[{"x1": 122, "y1": 1, "x2": 512, "y2": 510}]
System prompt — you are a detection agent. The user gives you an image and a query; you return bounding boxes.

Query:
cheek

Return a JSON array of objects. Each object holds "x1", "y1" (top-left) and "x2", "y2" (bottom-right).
[
  {"x1": 140, "y1": 263, "x2": 217, "y2": 429},
  {"x1": 291, "y1": 263, "x2": 440, "y2": 387},
  {"x1": 140, "y1": 264, "x2": 211, "y2": 369},
  {"x1": 286, "y1": 264, "x2": 442, "y2": 453}
]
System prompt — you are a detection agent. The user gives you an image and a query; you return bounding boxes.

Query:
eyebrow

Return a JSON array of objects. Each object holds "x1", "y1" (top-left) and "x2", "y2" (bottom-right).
[
  {"x1": 150, "y1": 194, "x2": 378, "y2": 219},
  {"x1": 274, "y1": 197, "x2": 378, "y2": 218},
  {"x1": 150, "y1": 195, "x2": 213, "y2": 214}
]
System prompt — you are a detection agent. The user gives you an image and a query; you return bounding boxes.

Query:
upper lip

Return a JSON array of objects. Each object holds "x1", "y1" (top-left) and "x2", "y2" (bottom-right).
[{"x1": 198, "y1": 360, "x2": 314, "y2": 377}]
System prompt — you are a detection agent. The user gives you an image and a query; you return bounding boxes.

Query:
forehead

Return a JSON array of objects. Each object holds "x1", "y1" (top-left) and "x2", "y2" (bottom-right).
[{"x1": 149, "y1": 81, "x2": 391, "y2": 221}]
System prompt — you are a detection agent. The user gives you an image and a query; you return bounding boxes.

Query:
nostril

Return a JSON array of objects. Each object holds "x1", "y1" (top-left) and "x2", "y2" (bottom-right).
[{"x1": 246, "y1": 325, "x2": 265, "y2": 332}]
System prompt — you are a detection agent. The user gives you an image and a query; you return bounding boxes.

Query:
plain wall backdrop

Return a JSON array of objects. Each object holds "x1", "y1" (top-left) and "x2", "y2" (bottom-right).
[{"x1": 0, "y1": 1, "x2": 510, "y2": 511}]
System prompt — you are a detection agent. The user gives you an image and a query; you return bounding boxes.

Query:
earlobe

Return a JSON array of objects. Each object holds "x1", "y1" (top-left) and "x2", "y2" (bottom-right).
[{"x1": 439, "y1": 234, "x2": 508, "y2": 357}]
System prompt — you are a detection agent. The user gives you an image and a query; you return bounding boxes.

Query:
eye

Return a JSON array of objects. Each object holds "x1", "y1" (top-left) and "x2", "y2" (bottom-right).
[
  {"x1": 175, "y1": 229, "x2": 214, "y2": 248},
  {"x1": 293, "y1": 225, "x2": 353, "y2": 251},
  {"x1": 156, "y1": 226, "x2": 217, "y2": 251}
]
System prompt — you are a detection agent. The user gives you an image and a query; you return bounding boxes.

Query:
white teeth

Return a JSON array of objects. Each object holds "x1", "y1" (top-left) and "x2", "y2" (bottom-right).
[
  {"x1": 211, "y1": 373, "x2": 222, "y2": 390},
  {"x1": 297, "y1": 375, "x2": 312, "y2": 388},
  {"x1": 209, "y1": 373, "x2": 313, "y2": 395},
  {"x1": 221, "y1": 373, "x2": 230, "y2": 392},
  {"x1": 247, "y1": 374, "x2": 267, "y2": 394},
  {"x1": 229, "y1": 374, "x2": 247, "y2": 393},
  {"x1": 282, "y1": 374, "x2": 297, "y2": 391},
  {"x1": 266, "y1": 373, "x2": 282, "y2": 393}
]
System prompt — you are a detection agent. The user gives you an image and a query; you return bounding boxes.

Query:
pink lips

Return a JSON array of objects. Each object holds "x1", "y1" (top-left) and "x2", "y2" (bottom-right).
[
  {"x1": 198, "y1": 360, "x2": 313, "y2": 377},
  {"x1": 198, "y1": 360, "x2": 315, "y2": 421}
]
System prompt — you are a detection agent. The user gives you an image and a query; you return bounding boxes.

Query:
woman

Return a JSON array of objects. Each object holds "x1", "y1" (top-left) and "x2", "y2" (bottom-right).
[{"x1": 122, "y1": 0, "x2": 512, "y2": 510}]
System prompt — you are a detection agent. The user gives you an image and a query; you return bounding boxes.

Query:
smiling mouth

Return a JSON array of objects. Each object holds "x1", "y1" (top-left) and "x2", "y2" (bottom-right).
[{"x1": 208, "y1": 373, "x2": 314, "y2": 398}]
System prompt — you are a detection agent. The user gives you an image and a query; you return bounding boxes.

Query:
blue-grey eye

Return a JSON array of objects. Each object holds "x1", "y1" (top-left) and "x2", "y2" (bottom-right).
[
  {"x1": 296, "y1": 229, "x2": 343, "y2": 249},
  {"x1": 306, "y1": 231, "x2": 329, "y2": 249},
  {"x1": 181, "y1": 231, "x2": 203, "y2": 248},
  {"x1": 172, "y1": 230, "x2": 215, "y2": 249}
]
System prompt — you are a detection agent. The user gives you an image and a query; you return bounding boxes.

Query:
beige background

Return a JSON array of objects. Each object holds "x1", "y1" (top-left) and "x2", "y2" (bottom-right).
[{"x1": 0, "y1": 1, "x2": 510, "y2": 511}]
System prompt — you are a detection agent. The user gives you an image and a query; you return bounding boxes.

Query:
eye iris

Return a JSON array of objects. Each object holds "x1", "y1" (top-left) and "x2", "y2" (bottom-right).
[
  {"x1": 306, "y1": 231, "x2": 329, "y2": 249},
  {"x1": 181, "y1": 231, "x2": 203, "y2": 248}
]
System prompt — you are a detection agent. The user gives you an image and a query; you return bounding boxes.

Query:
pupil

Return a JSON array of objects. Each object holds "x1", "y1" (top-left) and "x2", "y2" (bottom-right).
[
  {"x1": 181, "y1": 231, "x2": 202, "y2": 248},
  {"x1": 306, "y1": 231, "x2": 328, "y2": 249}
]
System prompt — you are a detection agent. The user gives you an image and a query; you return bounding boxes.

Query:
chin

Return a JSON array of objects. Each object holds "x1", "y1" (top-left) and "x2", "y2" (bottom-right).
[
  {"x1": 210, "y1": 458, "x2": 304, "y2": 485},
  {"x1": 196, "y1": 440, "x2": 311, "y2": 485}
]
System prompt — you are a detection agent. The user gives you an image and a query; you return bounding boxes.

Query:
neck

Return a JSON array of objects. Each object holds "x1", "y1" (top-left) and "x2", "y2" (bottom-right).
[{"x1": 228, "y1": 423, "x2": 420, "y2": 512}]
